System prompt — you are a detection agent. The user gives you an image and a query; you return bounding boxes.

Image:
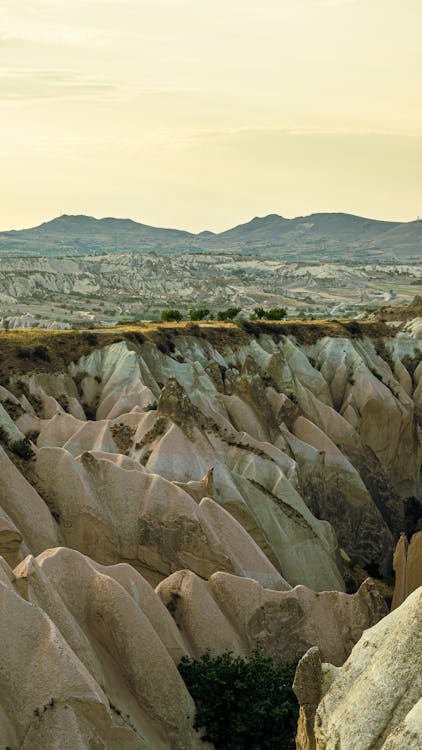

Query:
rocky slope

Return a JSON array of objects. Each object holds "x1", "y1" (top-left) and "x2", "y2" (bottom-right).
[
  {"x1": 0, "y1": 320, "x2": 421, "y2": 747},
  {"x1": 1, "y1": 255, "x2": 421, "y2": 325}
]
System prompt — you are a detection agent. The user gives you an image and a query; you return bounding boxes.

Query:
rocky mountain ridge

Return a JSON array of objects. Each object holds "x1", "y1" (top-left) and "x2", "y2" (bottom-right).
[{"x1": 1, "y1": 212, "x2": 422, "y2": 261}]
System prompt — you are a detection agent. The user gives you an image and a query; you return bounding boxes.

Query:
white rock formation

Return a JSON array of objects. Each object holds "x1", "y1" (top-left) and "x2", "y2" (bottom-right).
[
  {"x1": 305, "y1": 586, "x2": 422, "y2": 750},
  {"x1": 0, "y1": 324, "x2": 420, "y2": 748}
]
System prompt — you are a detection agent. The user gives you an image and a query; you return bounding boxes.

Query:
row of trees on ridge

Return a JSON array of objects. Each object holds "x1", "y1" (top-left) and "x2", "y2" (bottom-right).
[{"x1": 160, "y1": 306, "x2": 287, "y2": 322}]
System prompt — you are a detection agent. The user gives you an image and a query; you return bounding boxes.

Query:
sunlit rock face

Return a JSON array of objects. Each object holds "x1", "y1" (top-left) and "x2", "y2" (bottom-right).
[
  {"x1": 0, "y1": 324, "x2": 420, "y2": 747},
  {"x1": 391, "y1": 530, "x2": 422, "y2": 609},
  {"x1": 294, "y1": 587, "x2": 422, "y2": 750}
]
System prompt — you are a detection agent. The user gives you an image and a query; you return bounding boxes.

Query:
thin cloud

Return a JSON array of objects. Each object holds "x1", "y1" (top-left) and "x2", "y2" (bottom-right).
[
  {"x1": 168, "y1": 124, "x2": 422, "y2": 147},
  {"x1": 0, "y1": 26, "x2": 101, "y2": 47},
  {"x1": 0, "y1": 69, "x2": 116, "y2": 101}
]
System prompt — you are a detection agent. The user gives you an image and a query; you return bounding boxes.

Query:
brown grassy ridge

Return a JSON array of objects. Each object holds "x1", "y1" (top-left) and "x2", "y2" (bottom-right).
[{"x1": 0, "y1": 317, "x2": 397, "y2": 385}]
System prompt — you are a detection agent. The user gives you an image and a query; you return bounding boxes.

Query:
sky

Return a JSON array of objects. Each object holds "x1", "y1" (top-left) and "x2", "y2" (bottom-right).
[{"x1": 1, "y1": 0, "x2": 421, "y2": 232}]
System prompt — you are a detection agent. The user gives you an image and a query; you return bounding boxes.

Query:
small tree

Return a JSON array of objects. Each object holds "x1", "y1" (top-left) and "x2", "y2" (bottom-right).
[
  {"x1": 189, "y1": 307, "x2": 210, "y2": 321},
  {"x1": 217, "y1": 307, "x2": 242, "y2": 321},
  {"x1": 264, "y1": 307, "x2": 287, "y2": 320},
  {"x1": 253, "y1": 307, "x2": 266, "y2": 319},
  {"x1": 160, "y1": 309, "x2": 183, "y2": 322},
  {"x1": 179, "y1": 649, "x2": 298, "y2": 750}
]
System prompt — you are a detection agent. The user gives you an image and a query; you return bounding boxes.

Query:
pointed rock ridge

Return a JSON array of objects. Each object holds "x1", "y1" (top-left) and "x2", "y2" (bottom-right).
[
  {"x1": 286, "y1": 419, "x2": 394, "y2": 574},
  {"x1": 293, "y1": 647, "x2": 324, "y2": 750},
  {"x1": 174, "y1": 468, "x2": 214, "y2": 503},
  {"x1": 407, "y1": 531, "x2": 422, "y2": 596},
  {"x1": 0, "y1": 507, "x2": 22, "y2": 568},
  {"x1": 392, "y1": 532, "x2": 409, "y2": 609},
  {"x1": 0, "y1": 446, "x2": 60, "y2": 560},
  {"x1": 157, "y1": 571, "x2": 387, "y2": 666},
  {"x1": 0, "y1": 556, "x2": 113, "y2": 750},
  {"x1": 392, "y1": 531, "x2": 422, "y2": 609},
  {"x1": 293, "y1": 647, "x2": 338, "y2": 750},
  {"x1": 3, "y1": 548, "x2": 210, "y2": 749},
  {"x1": 157, "y1": 377, "x2": 199, "y2": 431},
  {"x1": 33, "y1": 446, "x2": 287, "y2": 588},
  {"x1": 12, "y1": 548, "x2": 207, "y2": 749},
  {"x1": 311, "y1": 586, "x2": 422, "y2": 750}
]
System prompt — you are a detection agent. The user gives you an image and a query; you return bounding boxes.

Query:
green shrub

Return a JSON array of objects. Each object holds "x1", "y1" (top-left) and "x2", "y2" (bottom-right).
[
  {"x1": 189, "y1": 308, "x2": 210, "y2": 321},
  {"x1": 252, "y1": 307, "x2": 287, "y2": 321},
  {"x1": 253, "y1": 307, "x2": 266, "y2": 319},
  {"x1": 264, "y1": 307, "x2": 287, "y2": 321},
  {"x1": 217, "y1": 307, "x2": 241, "y2": 321},
  {"x1": 178, "y1": 649, "x2": 298, "y2": 750},
  {"x1": 161, "y1": 309, "x2": 183, "y2": 322}
]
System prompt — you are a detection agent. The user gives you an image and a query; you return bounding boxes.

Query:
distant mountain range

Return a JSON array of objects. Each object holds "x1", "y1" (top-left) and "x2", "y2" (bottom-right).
[{"x1": 0, "y1": 212, "x2": 421, "y2": 261}]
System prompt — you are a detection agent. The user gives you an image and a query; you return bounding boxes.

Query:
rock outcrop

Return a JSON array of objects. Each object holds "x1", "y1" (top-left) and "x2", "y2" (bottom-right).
[
  {"x1": 392, "y1": 531, "x2": 422, "y2": 609},
  {"x1": 295, "y1": 586, "x2": 422, "y2": 750}
]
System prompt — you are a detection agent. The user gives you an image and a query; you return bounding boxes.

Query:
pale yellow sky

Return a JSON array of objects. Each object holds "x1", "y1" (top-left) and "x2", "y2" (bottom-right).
[{"x1": 1, "y1": 0, "x2": 421, "y2": 232}]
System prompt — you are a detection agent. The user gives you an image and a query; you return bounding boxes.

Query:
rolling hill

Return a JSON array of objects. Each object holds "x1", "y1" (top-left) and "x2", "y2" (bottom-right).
[{"x1": 0, "y1": 211, "x2": 421, "y2": 261}]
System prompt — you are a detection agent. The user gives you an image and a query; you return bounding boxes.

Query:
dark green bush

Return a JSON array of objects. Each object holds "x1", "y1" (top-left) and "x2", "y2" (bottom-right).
[
  {"x1": 189, "y1": 308, "x2": 210, "y2": 321},
  {"x1": 12, "y1": 437, "x2": 35, "y2": 461},
  {"x1": 264, "y1": 308, "x2": 287, "y2": 321},
  {"x1": 32, "y1": 344, "x2": 51, "y2": 361},
  {"x1": 161, "y1": 309, "x2": 183, "y2": 322},
  {"x1": 252, "y1": 307, "x2": 287, "y2": 321},
  {"x1": 253, "y1": 307, "x2": 266, "y2": 319},
  {"x1": 16, "y1": 344, "x2": 51, "y2": 362},
  {"x1": 217, "y1": 307, "x2": 241, "y2": 321},
  {"x1": 178, "y1": 649, "x2": 298, "y2": 750},
  {"x1": 16, "y1": 346, "x2": 32, "y2": 360}
]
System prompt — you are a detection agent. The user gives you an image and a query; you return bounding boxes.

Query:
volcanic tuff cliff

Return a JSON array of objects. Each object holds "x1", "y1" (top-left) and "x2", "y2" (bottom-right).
[
  {"x1": 0, "y1": 320, "x2": 421, "y2": 748},
  {"x1": 294, "y1": 586, "x2": 422, "y2": 750}
]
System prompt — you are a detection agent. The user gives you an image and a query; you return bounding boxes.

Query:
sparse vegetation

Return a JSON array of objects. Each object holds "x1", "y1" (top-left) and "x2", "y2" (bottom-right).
[{"x1": 253, "y1": 307, "x2": 287, "y2": 321}]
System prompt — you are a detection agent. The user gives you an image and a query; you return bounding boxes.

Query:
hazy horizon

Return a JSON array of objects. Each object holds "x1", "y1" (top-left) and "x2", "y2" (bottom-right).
[{"x1": 1, "y1": 0, "x2": 421, "y2": 232}]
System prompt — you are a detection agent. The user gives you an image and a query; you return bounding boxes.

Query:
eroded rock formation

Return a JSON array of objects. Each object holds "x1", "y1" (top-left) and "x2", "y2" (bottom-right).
[
  {"x1": 0, "y1": 547, "x2": 386, "y2": 749},
  {"x1": 0, "y1": 322, "x2": 420, "y2": 747}
]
